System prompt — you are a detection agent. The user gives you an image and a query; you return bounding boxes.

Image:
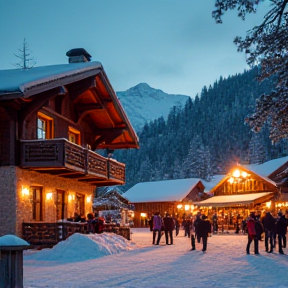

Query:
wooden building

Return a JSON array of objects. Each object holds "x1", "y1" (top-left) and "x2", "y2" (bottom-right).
[
  {"x1": 0, "y1": 48, "x2": 139, "y2": 241},
  {"x1": 123, "y1": 178, "x2": 205, "y2": 227}
]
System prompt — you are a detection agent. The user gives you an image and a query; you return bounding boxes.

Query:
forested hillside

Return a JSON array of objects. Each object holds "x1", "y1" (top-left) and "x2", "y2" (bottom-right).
[{"x1": 113, "y1": 68, "x2": 288, "y2": 192}]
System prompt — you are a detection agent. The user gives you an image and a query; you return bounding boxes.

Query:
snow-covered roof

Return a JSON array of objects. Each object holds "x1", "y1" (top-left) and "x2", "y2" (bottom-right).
[
  {"x1": 242, "y1": 156, "x2": 288, "y2": 178},
  {"x1": 0, "y1": 61, "x2": 102, "y2": 97},
  {"x1": 201, "y1": 175, "x2": 226, "y2": 192},
  {"x1": 122, "y1": 178, "x2": 203, "y2": 203},
  {"x1": 197, "y1": 192, "x2": 273, "y2": 207}
]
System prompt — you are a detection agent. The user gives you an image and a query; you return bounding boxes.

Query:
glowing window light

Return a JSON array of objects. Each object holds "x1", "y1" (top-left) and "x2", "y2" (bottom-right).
[
  {"x1": 184, "y1": 205, "x2": 190, "y2": 211},
  {"x1": 140, "y1": 213, "x2": 147, "y2": 217},
  {"x1": 232, "y1": 170, "x2": 240, "y2": 178},
  {"x1": 86, "y1": 195, "x2": 91, "y2": 203},
  {"x1": 46, "y1": 192, "x2": 53, "y2": 200},
  {"x1": 177, "y1": 204, "x2": 183, "y2": 209}
]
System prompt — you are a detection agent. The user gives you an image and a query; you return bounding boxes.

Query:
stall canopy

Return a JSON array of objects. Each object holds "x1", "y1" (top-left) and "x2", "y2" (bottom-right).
[{"x1": 196, "y1": 192, "x2": 274, "y2": 207}]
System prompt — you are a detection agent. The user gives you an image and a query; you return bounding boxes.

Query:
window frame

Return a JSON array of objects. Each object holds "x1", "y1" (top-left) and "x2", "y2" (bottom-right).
[{"x1": 37, "y1": 112, "x2": 54, "y2": 139}]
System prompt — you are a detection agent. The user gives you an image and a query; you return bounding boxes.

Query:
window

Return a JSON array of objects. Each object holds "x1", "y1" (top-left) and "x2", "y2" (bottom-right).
[
  {"x1": 32, "y1": 187, "x2": 43, "y2": 221},
  {"x1": 68, "y1": 126, "x2": 81, "y2": 145},
  {"x1": 37, "y1": 112, "x2": 54, "y2": 139},
  {"x1": 75, "y1": 193, "x2": 85, "y2": 217},
  {"x1": 56, "y1": 190, "x2": 66, "y2": 220}
]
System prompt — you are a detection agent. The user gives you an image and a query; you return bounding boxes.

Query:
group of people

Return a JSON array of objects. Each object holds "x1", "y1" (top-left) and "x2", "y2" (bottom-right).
[
  {"x1": 149, "y1": 212, "x2": 212, "y2": 252},
  {"x1": 246, "y1": 211, "x2": 288, "y2": 255},
  {"x1": 86, "y1": 213, "x2": 105, "y2": 234}
]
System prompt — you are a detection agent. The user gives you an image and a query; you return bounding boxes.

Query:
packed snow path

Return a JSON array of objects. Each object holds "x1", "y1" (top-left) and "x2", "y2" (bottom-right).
[{"x1": 24, "y1": 228, "x2": 288, "y2": 288}]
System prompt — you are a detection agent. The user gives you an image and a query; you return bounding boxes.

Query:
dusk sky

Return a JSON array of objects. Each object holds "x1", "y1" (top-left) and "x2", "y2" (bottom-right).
[{"x1": 0, "y1": 0, "x2": 269, "y2": 97}]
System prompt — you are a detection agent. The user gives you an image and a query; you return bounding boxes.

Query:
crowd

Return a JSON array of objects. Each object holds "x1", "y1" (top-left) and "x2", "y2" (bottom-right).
[
  {"x1": 147, "y1": 210, "x2": 288, "y2": 254},
  {"x1": 148, "y1": 211, "x2": 211, "y2": 252}
]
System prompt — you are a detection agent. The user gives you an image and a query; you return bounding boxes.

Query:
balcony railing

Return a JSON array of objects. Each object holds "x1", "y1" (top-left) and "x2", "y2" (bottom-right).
[{"x1": 20, "y1": 139, "x2": 125, "y2": 184}]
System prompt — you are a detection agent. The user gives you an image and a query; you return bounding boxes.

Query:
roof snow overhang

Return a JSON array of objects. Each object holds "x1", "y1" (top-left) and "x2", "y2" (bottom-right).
[
  {"x1": 196, "y1": 192, "x2": 274, "y2": 207},
  {"x1": 0, "y1": 62, "x2": 139, "y2": 150}
]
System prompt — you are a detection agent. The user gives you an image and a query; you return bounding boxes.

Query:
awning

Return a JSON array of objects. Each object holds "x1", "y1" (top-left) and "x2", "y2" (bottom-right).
[{"x1": 196, "y1": 192, "x2": 274, "y2": 207}]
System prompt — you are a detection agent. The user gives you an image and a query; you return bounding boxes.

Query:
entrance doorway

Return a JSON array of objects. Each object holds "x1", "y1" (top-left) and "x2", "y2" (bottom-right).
[{"x1": 56, "y1": 190, "x2": 66, "y2": 220}]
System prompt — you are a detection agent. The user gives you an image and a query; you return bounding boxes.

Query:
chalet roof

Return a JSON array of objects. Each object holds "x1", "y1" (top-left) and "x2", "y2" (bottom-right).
[
  {"x1": 122, "y1": 178, "x2": 204, "y2": 203},
  {"x1": 0, "y1": 62, "x2": 139, "y2": 149},
  {"x1": 0, "y1": 62, "x2": 102, "y2": 97},
  {"x1": 242, "y1": 156, "x2": 288, "y2": 178}
]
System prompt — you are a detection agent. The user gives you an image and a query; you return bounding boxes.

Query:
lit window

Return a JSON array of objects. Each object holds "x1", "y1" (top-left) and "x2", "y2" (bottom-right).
[
  {"x1": 68, "y1": 126, "x2": 81, "y2": 145},
  {"x1": 37, "y1": 112, "x2": 54, "y2": 139}
]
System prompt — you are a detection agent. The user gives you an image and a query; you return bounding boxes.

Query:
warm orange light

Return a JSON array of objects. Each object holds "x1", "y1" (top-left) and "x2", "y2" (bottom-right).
[
  {"x1": 21, "y1": 187, "x2": 29, "y2": 196},
  {"x1": 140, "y1": 213, "x2": 147, "y2": 217},
  {"x1": 46, "y1": 192, "x2": 53, "y2": 200},
  {"x1": 232, "y1": 170, "x2": 240, "y2": 178},
  {"x1": 184, "y1": 205, "x2": 190, "y2": 211},
  {"x1": 228, "y1": 177, "x2": 234, "y2": 184},
  {"x1": 177, "y1": 204, "x2": 183, "y2": 209},
  {"x1": 86, "y1": 195, "x2": 92, "y2": 203},
  {"x1": 241, "y1": 171, "x2": 248, "y2": 178},
  {"x1": 266, "y1": 201, "x2": 271, "y2": 208}
]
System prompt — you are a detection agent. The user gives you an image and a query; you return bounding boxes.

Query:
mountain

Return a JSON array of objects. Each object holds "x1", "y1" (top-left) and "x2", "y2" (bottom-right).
[{"x1": 116, "y1": 83, "x2": 190, "y2": 132}]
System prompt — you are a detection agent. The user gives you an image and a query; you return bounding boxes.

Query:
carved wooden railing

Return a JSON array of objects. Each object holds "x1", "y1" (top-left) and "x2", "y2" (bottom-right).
[
  {"x1": 22, "y1": 222, "x2": 130, "y2": 247},
  {"x1": 20, "y1": 139, "x2": 125, "y2": 182}
]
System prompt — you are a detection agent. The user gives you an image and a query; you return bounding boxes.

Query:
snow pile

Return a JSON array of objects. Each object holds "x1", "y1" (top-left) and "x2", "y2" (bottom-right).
[{"x1": 24, "y1": 233, "x2": 138, "y2": 264}]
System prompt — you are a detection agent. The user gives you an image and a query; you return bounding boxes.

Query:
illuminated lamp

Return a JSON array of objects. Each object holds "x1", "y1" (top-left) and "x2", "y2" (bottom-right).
[
  {"x1": 228, "y1": 177, "x2": 234, "y2": 184},
  {"x1": 184, "y1": 205, "x2": 190, "y2": 211},
  {"x1": 233, "y1": 170, "x2": 241, "y2": 178},
  {"x1": 46, "y1": 192, "x2": 53, "y2": 200},
  {"x1": 140, "y1": 213, "x2": 147, "y2": 217},
  {"x1": 241, "y1": 171, "x2": 248, "y2": 178},
  {"x1": 266, "y1": 201, "x2": 271, "y2": 209},
  {"x1": 21, "y1": 186, "x2": 29, "y2": 196},
  {"x1": 177, "y1": 204, "x2": 183, "y2": 209},
  {"x1": 86, "y1": 195, "x2": 91, "y2": 203}
]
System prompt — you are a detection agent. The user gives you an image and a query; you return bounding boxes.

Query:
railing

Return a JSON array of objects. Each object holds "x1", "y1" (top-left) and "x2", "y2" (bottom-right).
[
  {"x1": 22, "y1": 222, "x2": 130, "y2": 247},
  {"x1": 20, "y1": 139, "x2": 125, "y2": 182}
]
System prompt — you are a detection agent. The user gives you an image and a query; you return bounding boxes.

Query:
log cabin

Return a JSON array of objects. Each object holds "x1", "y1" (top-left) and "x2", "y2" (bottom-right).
[{"x1": 0, "y1": 48, "x2": 139, "y2": 243}]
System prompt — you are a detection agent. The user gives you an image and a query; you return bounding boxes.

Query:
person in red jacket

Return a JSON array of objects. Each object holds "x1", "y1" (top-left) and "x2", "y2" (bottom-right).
[{"x1": 246, "y1": 212, "x2": 259, "y2": 255}]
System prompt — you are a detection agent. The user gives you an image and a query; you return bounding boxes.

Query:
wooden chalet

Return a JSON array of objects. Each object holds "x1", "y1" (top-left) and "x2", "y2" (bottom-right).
[
  {"x1": 196, "y1": 162, "x2": 283, "y2": 228},
  {"x1": 0, "y1": 48, "x2": 139, "y2": 244},
  {"x1": 122, "y1": 178, "x2": 205, "y2": 227}
]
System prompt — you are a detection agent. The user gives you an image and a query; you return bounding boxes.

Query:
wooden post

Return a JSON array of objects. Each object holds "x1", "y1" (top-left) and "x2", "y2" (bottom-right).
[{"x1": 0, "y1": 235, "x2": 30, "y2": 288}]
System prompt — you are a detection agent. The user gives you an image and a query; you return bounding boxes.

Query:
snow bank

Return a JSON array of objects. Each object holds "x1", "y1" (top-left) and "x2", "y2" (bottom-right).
[{"x1": 24, "y1": 232, "x2": 138, "y2": 264}]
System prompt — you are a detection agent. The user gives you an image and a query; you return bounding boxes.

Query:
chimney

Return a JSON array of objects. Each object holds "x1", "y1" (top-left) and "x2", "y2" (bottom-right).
[{"x1": 66, "y1": 48, "x2": 92, "y2": 63}]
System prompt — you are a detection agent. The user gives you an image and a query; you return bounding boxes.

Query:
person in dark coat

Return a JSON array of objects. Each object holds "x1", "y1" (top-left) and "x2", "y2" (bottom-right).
[
  {"x1": 255, "y1": 215, "x2": 264, "y2": 241},
  {"x1": 262, "y1": 211, "x2": 276, "y2": 253},
  {"x1": 148, "y1": 215, "x2": 154, "y2": 232},
  {"x1": 184, "y1": 217, "x2": 192, "y2": 238},
  {"x1": 193, "y1": 213, "x2": 202, "y2": 243},
  {"x1": 173, "y1": 216, "x2": 180, "y2": 236},
  {"x1": 197, "y1": 214, "x2": 211, "y2": 252},
  {"x1": 276, "y1": 211, "x2": 288, "y2": 254},
  {"x1": 163, "y1": 213, "x2": 175, "y2": 245}
]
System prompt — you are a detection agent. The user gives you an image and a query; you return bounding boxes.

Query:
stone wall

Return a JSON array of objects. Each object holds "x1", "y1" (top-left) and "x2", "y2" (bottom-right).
[
  {"x1": 0, "y1": 166, "x2": 17, "y2": 236},
  {"x1": 1, "y1": 166, "x2": 95, "y2": 237}
]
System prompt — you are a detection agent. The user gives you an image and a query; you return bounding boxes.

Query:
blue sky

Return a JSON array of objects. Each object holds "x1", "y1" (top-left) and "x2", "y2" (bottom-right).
[{"x1": 0, "y1": 0, "x2": 269, "y2": 97}]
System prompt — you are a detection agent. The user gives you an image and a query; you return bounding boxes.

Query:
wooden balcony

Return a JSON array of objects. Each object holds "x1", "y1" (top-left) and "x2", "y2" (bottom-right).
[{"x1": 20, "y1": 139, "x2": 125, "y2": 186}]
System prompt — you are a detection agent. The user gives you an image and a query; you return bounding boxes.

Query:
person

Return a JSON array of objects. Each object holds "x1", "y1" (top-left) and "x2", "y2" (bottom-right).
[
  {"x1": 197, "y1": 214, "x2": 211, "y2": 252},
  {"x1": 275, "y1": 211, "x2": 287, "y2": 254},
  {"x1": 152, "y1": 211, "x2": 162, "y2": 245},
  {"x1": 163, "y1": 213, "x2": 175, "y2": 245},
  {"x1": 94, "y1": 214, "x2": 105, "y2": 234},
  {"x1": 235, "y1": 214, "x2": 241, "y2": 234},
  {"x1": 184, "y1": 217, "x2": 192, "y2": 238},
  {"x1": 173, "y1": 216, "x2": 180, "y2": 236},
  {"x1": 262, "y1": 211, "x2": 276, "y2": 253},
  {"x1": 246, "y1": 212, "x2": 259, "y2": 255},
  {"x1": 148, "y1": 215, "x2": 154, "y2": 232},
  {"x1": 254, "y1": 215, "x2": 264, "y2": 242},
  {"x1": 86, "y1": 213, "x2": 95, "y2": 234},
  {"x1": 193, "y1": 213, "x2": 201, "y2": 243},
  {"x1": 73, "y1": 212, "x2": 81, "y2": 222},
  {"x1": 212, "y1": 212, "x2": 218, "y2": 234}
]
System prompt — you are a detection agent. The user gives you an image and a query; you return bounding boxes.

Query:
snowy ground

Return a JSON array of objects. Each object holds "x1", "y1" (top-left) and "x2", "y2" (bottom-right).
[{"x1": 23, "y1": 228, "x2": 288, "y2": 288}]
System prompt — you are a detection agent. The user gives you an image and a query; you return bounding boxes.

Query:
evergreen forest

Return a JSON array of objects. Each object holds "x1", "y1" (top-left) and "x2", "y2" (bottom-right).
[{"x1": 111, "y1": 68, "x2": 288, "y2": 192}]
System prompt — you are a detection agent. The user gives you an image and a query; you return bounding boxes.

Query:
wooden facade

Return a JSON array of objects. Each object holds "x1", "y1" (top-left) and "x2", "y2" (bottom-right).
[{"x1": 0, "y1": 49, "x2": 139, "y2": 239}]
